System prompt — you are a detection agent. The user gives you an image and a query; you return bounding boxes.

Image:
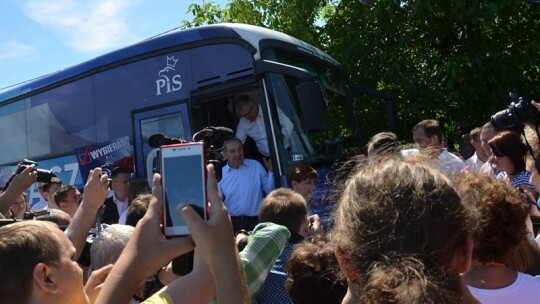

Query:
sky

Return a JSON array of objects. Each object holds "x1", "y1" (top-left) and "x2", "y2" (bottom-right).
[{"x1": 0, "y1": 0, "x2": 229, "y2": 90}]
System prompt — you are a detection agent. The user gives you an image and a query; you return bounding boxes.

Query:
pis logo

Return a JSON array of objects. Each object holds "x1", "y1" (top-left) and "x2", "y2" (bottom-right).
[{"x1": 156, "y1": 56, "x2": 182, "y2": 95}]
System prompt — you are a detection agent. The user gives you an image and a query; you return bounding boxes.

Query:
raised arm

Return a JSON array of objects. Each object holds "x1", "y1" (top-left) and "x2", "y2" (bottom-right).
[
  {"x1": 65, "y1": 168, "x2": 109, "y2": 257},
  {"x1": 0, "y1": 165, "x2": 37, "y2": 214}
]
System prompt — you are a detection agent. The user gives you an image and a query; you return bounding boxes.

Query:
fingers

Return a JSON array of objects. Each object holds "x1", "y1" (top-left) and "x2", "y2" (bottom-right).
[
  {"x1": 206, "y1": 164, "x2": 221, "y2": 206},
  {"x1": 152, "y1": 173, "x2": 163, "y2": 202},
  {"x1": 532, "y1": 100, "x2": 540, "y2": 112},
  {"x1": 88, "y1": 264, "x2": 113, "y2": 286},
  {"x1": 179, "y1": 204, "x2": 204, "y2": 229}
]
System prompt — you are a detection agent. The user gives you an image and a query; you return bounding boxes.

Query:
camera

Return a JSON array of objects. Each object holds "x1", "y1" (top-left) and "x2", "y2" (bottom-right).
[
  {"x1": 491, "y1": 93, "x2": 540, "y2": 130},
  {"x1": 17, "y1": 159, "x2": 56, "y2": 183}
]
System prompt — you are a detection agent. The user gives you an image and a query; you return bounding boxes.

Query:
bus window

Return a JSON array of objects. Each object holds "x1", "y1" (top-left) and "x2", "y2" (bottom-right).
[{"x1": 0, "y1": 100, "x2": 26, "y2": 163}]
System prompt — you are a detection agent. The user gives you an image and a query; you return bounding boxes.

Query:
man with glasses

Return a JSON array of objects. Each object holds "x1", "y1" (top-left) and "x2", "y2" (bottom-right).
[
  {"x1": 235, "y1": 95, "x2": 293, "y2": 159},
  {"x1": 102, "y1": 167, "x2": 131, "y2": 224}
]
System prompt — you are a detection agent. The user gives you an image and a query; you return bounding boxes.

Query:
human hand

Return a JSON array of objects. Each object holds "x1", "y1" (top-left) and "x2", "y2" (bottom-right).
[
  {"x1": 85, "y1": 264, "x2": 113, "y2": 304},
  {"x1": 81, "y1": 168, "x2": 110, "y2": 210},
  {"x1": 263, "y1": 157, "x2": 273, "y2": 173},
  {"x1": 128, "y1": 174, "x2": 195, "y2": 271},
  {"x1": 7, "y1": 165, "x2": 37, "y2": 196},
  {"x1": 307, "y1": 214, "x2": 324, "y2": 237},
  {"x1": 178, "y1": 164, "x2": 235, "y2": 273}
]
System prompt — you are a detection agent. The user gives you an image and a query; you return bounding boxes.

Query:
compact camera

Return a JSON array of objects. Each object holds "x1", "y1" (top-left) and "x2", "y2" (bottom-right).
[{"x1": 16, "y1": 159, "x2": 56, "y2": 183}]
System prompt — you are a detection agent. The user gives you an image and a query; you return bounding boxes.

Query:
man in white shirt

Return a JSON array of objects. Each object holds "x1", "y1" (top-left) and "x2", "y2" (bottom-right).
[
  {"x1": 31, "y1": 178, "x2": 63, "y2": 210},
  {"x1": 465, "y1": 127, "x2": 488, "y2": 172},
  {"x1": 412, "y1": 119, "x2": 466, "y2": 176},
  {"x1": 235, "y1": 95, "x2": 293, "y2": 157},
  {"x1": 102, "y1": 168, "x2": 130, "y2": 225},
  {"x1": 218, "y1": 138, "x2": 274, "y2": 232}
]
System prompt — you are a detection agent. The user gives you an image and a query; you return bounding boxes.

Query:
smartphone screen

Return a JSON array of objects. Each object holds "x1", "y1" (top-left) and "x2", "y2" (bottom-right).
[{"x1": 161, "y1": 143, "x2": 206, "y2": 236}]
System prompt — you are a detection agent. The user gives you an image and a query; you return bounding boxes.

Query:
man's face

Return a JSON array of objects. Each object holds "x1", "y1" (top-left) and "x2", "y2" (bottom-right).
[
  {"x1": 412, "y1": 127, "x2": 438, "y2": 150},
  {"x1": 292, "y1": 179, "x2": 316, "y2": 200},
  {"x1": 480, "y1": 128, "x2": 497, "y2": 157},
  {"x1": 46, "y1": 183, "x2": 62, "y2": 203},
  {"x1": 112, "y1": 173, "x2": 131, "y2": 201},
  {"x1": 59, "y1": 189, "x2": 81, "y2": 217},
  {"x1": 223, "y1": 140, "x2": 244, "y2": 169},
  {"x1": 49, "y1": 227, "x2": 88, "y2": 304},
  {"x1": 239, "y1": 101, "x2": 258, "y2": 122}
]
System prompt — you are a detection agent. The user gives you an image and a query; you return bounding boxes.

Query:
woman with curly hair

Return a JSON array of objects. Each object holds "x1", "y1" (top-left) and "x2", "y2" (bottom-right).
[
  {"x1": 456, "y1": 173, "x2": 540, "y2": 302},
  {"x1": 332, "y1": 156, "x2": 479, "y2": 304}
]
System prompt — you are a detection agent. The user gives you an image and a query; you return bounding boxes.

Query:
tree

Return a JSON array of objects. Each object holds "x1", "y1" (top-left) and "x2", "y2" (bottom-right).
[{"x1": 184, "y1": 0, "x2": 540, "y2": 145}]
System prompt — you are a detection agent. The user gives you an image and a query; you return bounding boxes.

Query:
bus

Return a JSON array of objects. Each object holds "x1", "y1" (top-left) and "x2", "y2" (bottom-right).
[{"x1": 0, "y1": 23, "x2": 363, "y2": 206}]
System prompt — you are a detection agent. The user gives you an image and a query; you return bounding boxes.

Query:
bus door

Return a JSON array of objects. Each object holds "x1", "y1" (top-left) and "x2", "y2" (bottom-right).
[{"x1": 132, "y1": 101, "x2": 191, "y2": 184}]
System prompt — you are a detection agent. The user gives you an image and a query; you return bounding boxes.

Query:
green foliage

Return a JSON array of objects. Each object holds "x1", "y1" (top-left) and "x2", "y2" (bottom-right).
[{"x1": 184, "y1": 0, "x2": 540, "y2": 145}]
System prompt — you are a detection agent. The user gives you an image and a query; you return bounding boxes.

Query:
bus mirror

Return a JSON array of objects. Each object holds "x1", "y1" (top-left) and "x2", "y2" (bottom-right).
[{"x1": 296, "y1": 81, "x2": 328, "y2": 132}]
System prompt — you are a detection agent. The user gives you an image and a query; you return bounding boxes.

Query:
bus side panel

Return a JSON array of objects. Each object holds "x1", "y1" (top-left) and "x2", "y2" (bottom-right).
[
  {"x1": 93, "y1": 50, "x2": 192, "y2": 143},
  {"x1": 190, "y1": 44, "x2": 254, "y2": 90}
]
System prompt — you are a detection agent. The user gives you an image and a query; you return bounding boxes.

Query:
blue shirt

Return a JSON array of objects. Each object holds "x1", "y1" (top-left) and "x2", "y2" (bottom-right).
[
  {"x1": 218, "y1": 159, "x2": 274, "y2": 216},
  {"x1": 257, "y1": 233, "x2": 304, "y2": 304}
]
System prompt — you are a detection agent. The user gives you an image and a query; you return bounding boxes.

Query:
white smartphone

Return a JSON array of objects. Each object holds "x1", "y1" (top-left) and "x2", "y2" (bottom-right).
[{"x1": 160, "y1": 142, "x2": 207, "y2": 236}]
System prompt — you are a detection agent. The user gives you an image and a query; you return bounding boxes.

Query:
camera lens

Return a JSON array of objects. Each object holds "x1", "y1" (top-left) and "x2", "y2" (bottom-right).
[{"x1": 491, "y1": 108, "x2": 517, "y2": 130}]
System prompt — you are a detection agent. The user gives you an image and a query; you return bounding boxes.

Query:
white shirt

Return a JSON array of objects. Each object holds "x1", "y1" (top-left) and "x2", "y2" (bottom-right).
[
  {"x1": 468, "y1": 272, "x2": 540, "y2": 304},
  {"x1": 465, "y1": 152, "x2": 485, "y2": 173},
  {"x1": 400, "y1": 148, "x2": 465, "y2": 176},
  {"x1": 437, "y1": 149, "x2": 466, "y2": 176},
  {"x1": 112, "y1": 193, "x2": 128, "y2": 221},
  {"x1": 31, "y1": 199, "x2": 48, "y2": 211},
  {"x1": 236, "y1": 107, "x2": 293, "y2": 156},
  {"x1": 218, "y1": 159, "x2": 274, "y2": 216}
]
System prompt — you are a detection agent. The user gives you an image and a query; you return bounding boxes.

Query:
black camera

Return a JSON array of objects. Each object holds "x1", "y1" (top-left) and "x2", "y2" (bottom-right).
[
  {"x1": 491, "y1": 93, "x2": 540, "y2": 130},
  {"x1": 17, "y1": 159, "x2": 56, "y2": 183}
]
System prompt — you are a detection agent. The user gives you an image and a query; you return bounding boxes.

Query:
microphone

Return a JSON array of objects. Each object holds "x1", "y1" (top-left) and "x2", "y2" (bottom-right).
[{"x1": 148, "y1": 133, "x2": 187, "y2": 148}]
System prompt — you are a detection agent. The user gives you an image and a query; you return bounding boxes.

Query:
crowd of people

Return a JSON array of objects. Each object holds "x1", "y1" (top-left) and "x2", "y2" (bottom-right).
[{"x1": 2, "y1": 99, "x2": 540, "y2": 304}]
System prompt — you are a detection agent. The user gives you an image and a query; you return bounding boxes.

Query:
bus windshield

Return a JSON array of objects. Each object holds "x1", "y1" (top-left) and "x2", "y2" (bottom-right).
[{"x1": 263, "y1": 49, "x2": 360, "y2": 170}]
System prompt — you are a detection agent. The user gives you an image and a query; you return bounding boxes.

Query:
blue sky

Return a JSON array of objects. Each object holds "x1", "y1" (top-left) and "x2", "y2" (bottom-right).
[{"x1": 0, "y1": 0, "x2": 229, "y2": 90}]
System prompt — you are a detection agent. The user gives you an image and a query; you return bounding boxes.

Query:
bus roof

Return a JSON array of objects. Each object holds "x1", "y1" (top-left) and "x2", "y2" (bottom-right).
[{"x1": 0, "y1": 23, "x2": 340, "y2": 103}]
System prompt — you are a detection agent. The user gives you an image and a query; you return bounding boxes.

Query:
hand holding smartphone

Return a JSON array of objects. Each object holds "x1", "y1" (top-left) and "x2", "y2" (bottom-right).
[{"x1": 160, "y1": 142, "x2": 207, "y2": 237}]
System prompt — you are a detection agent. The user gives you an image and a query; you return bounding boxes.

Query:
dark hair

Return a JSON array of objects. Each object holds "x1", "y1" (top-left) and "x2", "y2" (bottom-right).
[
  {"x1": 111, "y1": 167, "x2": 131, "y2": 179},
  {"x1": 0, "y1": 221, "x2": 62, "y2": 303},
  {"x1": 127, "y1": 179, "x2": 150, "y2": 204},
  {"x1": 286, "y1": 235, "x2": 347, "y2": 304},
  {"x1": 286, "y1": 164, "x2": 317, "y2": 187},
  {"x1": 367, "y1": 132, "x2": 399, "y2": 155},
  {"x1": 456, "y1": 173, "x2": 527, "y2": 263},
  {"x1": 332, "y1": 157, "x2": 472, "y2": 303},
  {"x1": 235, "y1": 95, "x2": 255, "y2": 114},
  {"x1": 42, "y1": 177, "x2": 63, "y2": 192},
  {"x1": 258, "y1": 188, "x2": 307, "y2": 234},
  {"x1": 412, "y1": 119, "x2": 443, "y2": 144},
  {"x1": 488, "y1": 131, "x2": 527, "y2": 174},
  {"x1": 469, "y1": 127, "x2": 482, "y2": 142},
  {"x1": 53, "y1": 185, "x2": 77, "y2": 205}
]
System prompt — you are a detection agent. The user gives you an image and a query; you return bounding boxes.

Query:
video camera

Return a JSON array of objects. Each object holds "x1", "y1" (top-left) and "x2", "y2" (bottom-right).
[
  {"x1": 148, "y1": 126, "x2": 234, "y2": 163},
  {"x1": 0, "y1": 210, "x2": 51, "y2": 228},
  {"x1": 491, "y1": 93, "x2": 540, "y2": 130}
]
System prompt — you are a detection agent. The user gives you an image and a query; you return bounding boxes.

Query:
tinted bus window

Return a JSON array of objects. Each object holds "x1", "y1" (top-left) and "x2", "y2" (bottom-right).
[
  {"x1": 27, "y1": 77, "x2": 96, "y2": 159},
  {"x1": 0, "y1": 100, "x2": 26, "y2": 163}
]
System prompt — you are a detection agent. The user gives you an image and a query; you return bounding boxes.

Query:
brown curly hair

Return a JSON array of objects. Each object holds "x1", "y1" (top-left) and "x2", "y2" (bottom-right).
[
  {"x1": 455, "y1": 173, "x2": 528, "y2": 263},
  {"x1": 332, "y1": 156, "x2": 473, "y2": 303},
  {"x1": 286, "y1": 235, "x2": 347, "y2": 304}
]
